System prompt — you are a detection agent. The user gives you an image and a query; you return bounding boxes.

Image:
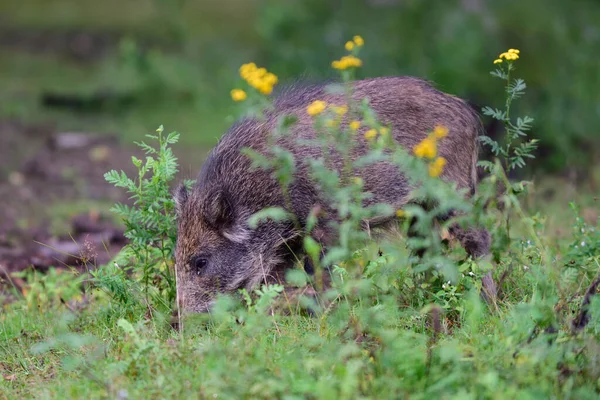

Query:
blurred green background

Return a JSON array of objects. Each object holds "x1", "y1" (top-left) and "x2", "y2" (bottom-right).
[{"x1": 1, "y1": 0, "x2": 599, "y2": 174}]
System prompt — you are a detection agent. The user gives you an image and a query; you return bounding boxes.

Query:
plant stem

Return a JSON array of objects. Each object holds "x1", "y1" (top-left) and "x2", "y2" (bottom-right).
[{"x1": 504, "y1": 65, "x2": 513, "y2": 173}]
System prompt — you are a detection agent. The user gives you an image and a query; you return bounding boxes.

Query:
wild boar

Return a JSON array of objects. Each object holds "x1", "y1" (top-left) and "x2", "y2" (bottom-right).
[{"x1": 174, "y1": 76, "x2": 492, "y2": 313}]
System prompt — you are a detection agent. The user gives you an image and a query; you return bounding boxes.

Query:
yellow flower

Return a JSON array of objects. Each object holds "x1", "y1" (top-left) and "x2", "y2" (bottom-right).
[
  {"x1": 345, "y1": 55, "x2": 362, "y2": 67},
  {"x1": 395, "y1": 209, "x2": 406, "y2": 218},
  {"x1": 364, "y1": 129, "x2": 378, "y2": 141},
  {"x1": 247, "y1": 76, "x2": 261, "y2": 89},
  {"x1": 413, "y1": 137, "x2": 437, "y2": 159},
  {"x1": 345, "y1": 41, "x2": 355, "y2": 51},
  {"x1": 499, "y1": 49, "x2": 520, "y2": 61},
  {"x1": 331, "y1": 55, "x2": 363, "y2": 70},
  {"x1": 429, "y1": 157, "x2": 447, "y2": 177},
  {"x1": 307, "y1": 100, "x2": 327, "y2": 116},
  {"x1": 350, "y1": 120, "x2": 361, "y2": 130},
  {"x1": 379, "y1": 127, "x2": 390, "y2": 136},
  {"x1": 252, "y1": 67, "x2": 266, "y2": 79},
  {"x1": 493, "y1": 59, "x2": 503, "y2": 64},
  {"x1": 353, "y1": 177, "x2": 363, "y2": 186},
  {"x1": 238, "y1": 63, "x2": 278, "y2": 96},
  {"x1": 230, "y1": 89, "x2": 247, "y2": 102},
  {"x1": 332, "y1": 105, "x2": 348, "y2": 116},
  {"x1": 263, "y1": 72, "x2": 278, "y2": 86},
  {"x1": 258, "y1": 82, "x2": 273, "y2": 95},
  {"x1": 239, "y1": 62, "x2": 257, "y2": 80},
  {"x1": 433, "y1": 125, "x2": 448, "y2": 139},
  {"x1": 353, "y1": 35, "x2": 364, "y2": 47}
]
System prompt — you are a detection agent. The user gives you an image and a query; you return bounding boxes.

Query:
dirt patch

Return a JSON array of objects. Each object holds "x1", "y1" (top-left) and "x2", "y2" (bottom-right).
[{"x1": 0, "y1": 120, "x2": 139, "y2": 296}]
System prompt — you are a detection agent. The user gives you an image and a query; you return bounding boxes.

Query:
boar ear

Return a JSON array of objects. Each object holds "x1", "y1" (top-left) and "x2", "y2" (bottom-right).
[
  {"x1": 204, "y1": 189, "x2": 235, "y2": 229},
  {"x1": 173, "y1": 183, "x2": 188, "y2": 217}
]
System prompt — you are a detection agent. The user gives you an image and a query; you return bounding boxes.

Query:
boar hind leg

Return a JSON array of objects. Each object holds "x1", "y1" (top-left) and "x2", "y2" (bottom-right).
[
  {"x1": 448, "y1": 224, "x2": 491, "y2": 259},
  {"x1": 409, "y1": 208, "x2": 497, "y2": 303}
]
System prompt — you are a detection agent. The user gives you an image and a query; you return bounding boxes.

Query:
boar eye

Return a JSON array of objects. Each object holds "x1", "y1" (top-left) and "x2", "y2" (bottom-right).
[{"x1": 191, "y1": 256, "x2": 209, "y2": 275}]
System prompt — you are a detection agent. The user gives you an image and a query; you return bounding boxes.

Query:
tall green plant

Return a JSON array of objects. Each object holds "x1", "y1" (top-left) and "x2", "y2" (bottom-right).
[
  {"x1": 103, "y1": 126, "x2": 188, "y2": 310},
  {"x1": 479, "y1": 49, "x2": 538, "y2": 173}
]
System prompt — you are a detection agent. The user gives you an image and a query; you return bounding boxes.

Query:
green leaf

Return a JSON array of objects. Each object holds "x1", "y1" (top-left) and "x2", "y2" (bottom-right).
[
  {"x1": 304, "y1": 236, "x2": 321, "y2": 263},
  {"x1": 324, "y1": 83, "x2": 346, "y2": 95},
  {"x1": 286, "y1": 269, "x2": 309, "y2": 288},
  {"x1": 322, "y1": 247, "x2": 348, "y2": 267},
  {"x1": 248, "y1": 207, "x2": 291, "y2": 229},
  {"x1": 477, "y1": 160, "x2": 495, "y2": 172}
]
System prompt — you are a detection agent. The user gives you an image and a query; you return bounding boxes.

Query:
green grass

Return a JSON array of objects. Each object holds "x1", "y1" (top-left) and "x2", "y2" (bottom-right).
[{"x1": 1, "y1": 251, "x2": 599, "y2": 399}]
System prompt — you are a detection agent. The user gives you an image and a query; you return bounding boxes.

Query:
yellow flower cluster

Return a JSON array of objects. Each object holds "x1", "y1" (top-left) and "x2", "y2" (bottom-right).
[
  {"x1": 364, "y1": 126, "x2": 389, "y2": 141},
  {"x1": 414, "y1": 137, "x2": 436, "y2": 159},
  {"x1": 353, "y1": 35, "x2": 364, "y2": 46},
  {"x1": 307, "y1": 102, "x2": 353, "y2": 121},
  {"x1": 345, "y1": 36, "x2": 364, "y2": 51},
  {"x1": 433, "y1": 125, "x2": 448, "y2": 139},
  {"x1": 332, "y1": 35, "x2": 364, "y2": 70},
  {"x1": 428, "y1": 157, "x2": 447, "y2": 178},
  {"x1": 364, "y1": 129, "x2": 377, "y2": 140},
  {"x1": 413, "y1": 125, "x2": 449, "y2": 177},
  {"x1": 239, "y1": 62, "x2": 278, "y2": 95},
  {"x1": 332, "y1": 105, "x2": 348, "y2": 115},
  {"x1": 332, "y1": 55, "x2": 363, "y2": 70},
  {"x1": 414, "y1": 125, "x2": 449, "y2": 159},
  {"x1": 350, "y1": 120, "x2": 361, "y2": 130},
  {"x1": 494, "y1": 48, "x2": 520, "y2": 64},
  {"x1": 230, "y1": 89, "x2": 247, "y2": 102},
  {"x1": 307, "y1": 100, "x2": 327, "y2": 116}
]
